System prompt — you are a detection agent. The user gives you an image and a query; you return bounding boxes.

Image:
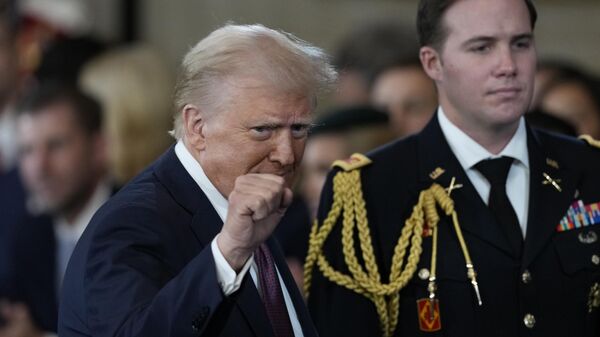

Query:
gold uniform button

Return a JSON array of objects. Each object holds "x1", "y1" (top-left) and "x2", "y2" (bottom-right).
[
  {"x1": 521, "y1": 270, "x2": 532, "y2": 284},
  {"x1": 592, "y1": 255, "x2": 600, "y2": 265},
  {"x1": 523, "y1": 313, "x2": 536, "y2": 328},
  {"x1": 418, "y1": 268, "x2": 430, "y2": 280}
]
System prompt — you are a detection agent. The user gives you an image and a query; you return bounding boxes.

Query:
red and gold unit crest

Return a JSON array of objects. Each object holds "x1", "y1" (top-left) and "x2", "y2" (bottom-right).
[{"x1": 417, "y1": 298, "x2": 442, "y2": 332}]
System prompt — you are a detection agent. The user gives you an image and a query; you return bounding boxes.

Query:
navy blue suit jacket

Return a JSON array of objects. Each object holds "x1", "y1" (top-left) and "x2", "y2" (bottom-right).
[
  {"x1": 59, "y1": 146, "x2": 317, "y2": 337},
  {"x1": 0, "y1": 169, "x2": 25, "y2": 295}
]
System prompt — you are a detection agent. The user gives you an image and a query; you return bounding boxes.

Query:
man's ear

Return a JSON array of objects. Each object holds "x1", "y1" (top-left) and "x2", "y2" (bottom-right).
[
  {"x1": 182, "y1": 104, "x2": 207, "y2": 150},
  {"x1": 420, "y1": 46, "x2": 444, "y2": 82}
]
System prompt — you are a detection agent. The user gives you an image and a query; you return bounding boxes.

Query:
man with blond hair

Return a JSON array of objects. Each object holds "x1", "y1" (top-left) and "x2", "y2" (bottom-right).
[{"x1": 59, "y1": 24, "x2": 335, "y2": 337}]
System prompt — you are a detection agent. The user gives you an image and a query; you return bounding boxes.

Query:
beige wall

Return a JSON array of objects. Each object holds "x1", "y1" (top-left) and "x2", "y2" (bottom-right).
[{"x1": 139, "y1": 1, "x2": 600, "y2": 75}]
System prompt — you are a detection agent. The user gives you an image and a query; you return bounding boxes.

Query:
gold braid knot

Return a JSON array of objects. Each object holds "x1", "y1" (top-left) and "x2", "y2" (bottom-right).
[{"x1": 304, "y1": 168, "x2": 456, "y2": 337}]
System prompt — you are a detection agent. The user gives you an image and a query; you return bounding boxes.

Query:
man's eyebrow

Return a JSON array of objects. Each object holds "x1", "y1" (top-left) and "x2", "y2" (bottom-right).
[
  {"x1": 462, "y1": 32, "x2": 534, "y2": 47},
  {"x1": 292, "y1": 120, "x2": 313, "y2": 127},
  {"x1": 511, "y1": 33, "x2": 534, "y2": 42},
  {"x1": 250, "y1": 117, "x2": 313, "y2": 128},
  {"x1": 461, "y1": 36, "x2": 496, "y2": 47},
  {"x1": 251, "y1": 122, "x2": 281, "y2": 129}
]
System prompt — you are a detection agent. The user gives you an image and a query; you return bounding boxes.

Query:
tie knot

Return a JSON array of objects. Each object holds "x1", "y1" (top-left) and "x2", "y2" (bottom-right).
[{"x1": 475, "y1": 156, "x2": 514, "y2": 186}]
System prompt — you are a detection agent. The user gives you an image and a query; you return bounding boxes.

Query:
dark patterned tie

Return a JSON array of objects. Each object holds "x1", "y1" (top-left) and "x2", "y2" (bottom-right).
[
  {"x1": 475, "y1": 156, "x2": 524, "y2": 257},
  {"x1": 255, "y1": 243, "x2": 295, "y2": 337}
]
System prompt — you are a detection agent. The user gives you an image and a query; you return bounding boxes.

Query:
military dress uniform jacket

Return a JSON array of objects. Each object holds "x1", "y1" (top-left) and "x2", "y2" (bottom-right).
[
  {"x1": 58, "y1": 146, "x2": 317, "y2": 337},
  {"x1": 308, "y1": 115, "x2": 600, "y2": 337}
]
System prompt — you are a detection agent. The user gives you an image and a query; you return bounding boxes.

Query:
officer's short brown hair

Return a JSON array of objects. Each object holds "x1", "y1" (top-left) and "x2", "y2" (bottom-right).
[{"x1": 416, "y1": 0, "x2": 538, "y2": 50}]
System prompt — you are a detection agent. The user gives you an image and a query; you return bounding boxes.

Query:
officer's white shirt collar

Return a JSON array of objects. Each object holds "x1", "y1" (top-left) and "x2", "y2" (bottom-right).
[
  {"x1": 437, "y1": 107, "x2": 530, "y2": 235},
  {"x1": 437, "y1": 107, "x2": 529, "y2": 170},
  {"x1": 174, "y1": 140, "x2": 228, "y2": 222}
]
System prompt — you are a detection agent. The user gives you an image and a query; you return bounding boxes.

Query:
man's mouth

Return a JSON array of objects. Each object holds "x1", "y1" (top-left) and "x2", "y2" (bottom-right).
[{"x1": 488, "y1": 87, "x2": 522, "y2": 99}]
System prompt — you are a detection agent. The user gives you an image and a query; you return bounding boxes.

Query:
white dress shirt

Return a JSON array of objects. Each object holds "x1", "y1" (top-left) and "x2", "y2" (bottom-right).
[
  {"x1": 437, "y1": 108, "x2": 530, "y2": 237},
  {"x1": 54, "y1": 181, "x2": 112, "y2": 290},
  {"x1": 0, "y1": 106, "x2": 18, "y2": 171},
  {"x1": 175, "y1": 141, "x2": 304, "y2": 337}
]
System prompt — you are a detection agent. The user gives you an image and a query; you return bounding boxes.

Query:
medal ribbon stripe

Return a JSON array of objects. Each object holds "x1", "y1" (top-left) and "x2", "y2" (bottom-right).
[{"x1": 556, "y1": 201, "x2": 600, "y2": 232}]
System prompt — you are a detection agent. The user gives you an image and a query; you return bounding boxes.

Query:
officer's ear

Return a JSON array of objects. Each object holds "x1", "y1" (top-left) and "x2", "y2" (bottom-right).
[
  {"x1": 420, "y1": 46, "x2": 443, "y2": 82},
  {"x1": 182, "y1": 104, "x2": 207, "y2": 150}
]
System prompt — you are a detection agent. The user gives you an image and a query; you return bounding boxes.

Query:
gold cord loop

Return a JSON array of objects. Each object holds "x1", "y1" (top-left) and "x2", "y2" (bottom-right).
[{"x1": 304, "y1": 169, "x2": 478, "y2": 337}]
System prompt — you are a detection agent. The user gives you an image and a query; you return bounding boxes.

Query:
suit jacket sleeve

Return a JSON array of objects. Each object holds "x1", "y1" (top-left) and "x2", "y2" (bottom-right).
[{"x1": 83, "y1": 202, "x2": 226, "y2": 337}]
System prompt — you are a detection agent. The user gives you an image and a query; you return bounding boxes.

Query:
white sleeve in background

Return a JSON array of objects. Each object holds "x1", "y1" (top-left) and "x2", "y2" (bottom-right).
[{"x1": 211, "y1": 235, "x2": 254, "y2": 296}]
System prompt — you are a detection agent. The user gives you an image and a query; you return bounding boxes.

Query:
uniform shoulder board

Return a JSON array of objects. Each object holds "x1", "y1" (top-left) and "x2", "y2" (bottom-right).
[
  {"x1": 332, "y1": 153, "x2": 372, "y2": 172},
  {"x1": 579, "y1": 134, "x2": 600, "y2": 150}
]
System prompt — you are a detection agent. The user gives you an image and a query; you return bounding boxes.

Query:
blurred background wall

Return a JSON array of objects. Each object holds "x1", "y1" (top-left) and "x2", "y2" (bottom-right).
[{"x1": 87, "y1": 0, "x2": 600, "y2": 77}]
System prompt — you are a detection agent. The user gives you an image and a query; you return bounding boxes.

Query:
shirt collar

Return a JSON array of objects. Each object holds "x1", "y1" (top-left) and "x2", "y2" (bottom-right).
[
  {"x1": 55, "y1": 180, "x2": 112, "y2": 241},
  {"x1": 437, "y1": 106, "x2": 529, "y2": 170},
  {"x1": 0, "y1": 105, "x2": 18, "y2": 171},
  {"x1": 174, "y1": 140, "x2": 228, "y2": 222}
]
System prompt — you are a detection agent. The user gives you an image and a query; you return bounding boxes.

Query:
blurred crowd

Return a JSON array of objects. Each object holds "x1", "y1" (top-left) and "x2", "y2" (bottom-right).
[{"x1": 0, "y1": 1, "x2": 599, "y2": 336}]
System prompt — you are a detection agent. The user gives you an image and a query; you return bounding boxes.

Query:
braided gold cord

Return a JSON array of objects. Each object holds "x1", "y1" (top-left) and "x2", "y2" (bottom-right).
[
  {"x1": 304, "y1": 168, "x2": 458, "y2": 337},
  {"x1": 451, "y1": 212, "x2": 473, "y2": 265}
]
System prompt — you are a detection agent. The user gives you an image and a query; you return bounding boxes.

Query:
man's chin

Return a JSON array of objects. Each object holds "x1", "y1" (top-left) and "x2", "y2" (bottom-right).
[{"x1": 27, "y1": 196, "x2": 59, "y2": 215}]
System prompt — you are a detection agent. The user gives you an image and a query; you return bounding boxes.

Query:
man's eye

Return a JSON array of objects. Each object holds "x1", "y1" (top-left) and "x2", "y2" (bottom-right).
[
  {"x1": 514, "y1": 40, "x2": 531, "y2": 50},
  {"x1": 471, "y1": 45, "x2": 490, "y2": 53},
  {"x1": 251, "y1": 126, "x2": 272, "y2": 139},
  {"x1": 291, "y1": 125, "x2": 309, "y2": 138}
]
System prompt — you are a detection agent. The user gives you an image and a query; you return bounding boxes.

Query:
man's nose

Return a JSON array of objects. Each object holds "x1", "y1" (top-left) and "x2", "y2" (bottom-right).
[
  {"x1": 494, "y1": 46, "x2": 517, "y2": 78},
  {"x1": 270, "y1": 132, "x2": 296, "y2": 166},
  {"x1": 31, "y1": 146, "x2": 53, "y2": 172}
]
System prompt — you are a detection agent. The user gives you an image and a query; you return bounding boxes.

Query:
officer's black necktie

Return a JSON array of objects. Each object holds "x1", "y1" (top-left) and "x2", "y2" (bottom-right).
[{"x1": 475, "y1": 156, "x2": 523, "y2": 257}]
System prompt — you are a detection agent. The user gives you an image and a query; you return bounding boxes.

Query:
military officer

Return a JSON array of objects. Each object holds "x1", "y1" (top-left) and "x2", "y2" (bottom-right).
[{"x1": 305, "y1": 0, "x2": 600, "y2": 336}]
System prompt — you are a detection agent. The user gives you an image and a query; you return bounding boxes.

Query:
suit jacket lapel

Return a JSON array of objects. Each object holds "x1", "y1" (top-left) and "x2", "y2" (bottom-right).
[
  {"x1": 417, "y1": 116, "x2": 516, "y2": 258},
  {"x1": 235, "y1": 276, "x2": 276, "y2": 337},
  {"x1": 522, "y1": 127, "x2": 578, "y2": 267},
  {"x1": 153, "y1": 146, "x2": 224, "y2": 245}
]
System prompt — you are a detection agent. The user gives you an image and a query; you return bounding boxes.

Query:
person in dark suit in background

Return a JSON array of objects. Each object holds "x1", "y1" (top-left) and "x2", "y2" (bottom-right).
[
  {"x1": 0, "y1": 2, "x2": 24, "y2": 293},
  {"x1": 306, "y1": 0, "x2": 600, "y2": 336},
  {"x1": 0, "y1": 169, "x2": 26, "y2": 297},
  {"x1": 59, "y1": 24, "x2": 336, "y2": 337},
  {"x1": 0, "y1": 84, "x2": 110, "y2": 337}
]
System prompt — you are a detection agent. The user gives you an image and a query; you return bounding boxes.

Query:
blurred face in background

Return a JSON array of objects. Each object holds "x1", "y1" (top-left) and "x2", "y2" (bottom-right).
[
  {"x1": 541, "y1": 82, "x2": 600, "y2": 138},
  {"x1": 333, "y1": 70, "x2": 370, "y2": 106},
  {"x1": 18, "y1": 102, "x2": 104, "y2": 218},
  {"x1": 300, "y1": 133, "x2": 347, "y2": 218},
  {"x1": 371, "y1": 65, "x2": 437, "y2": 137}
]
